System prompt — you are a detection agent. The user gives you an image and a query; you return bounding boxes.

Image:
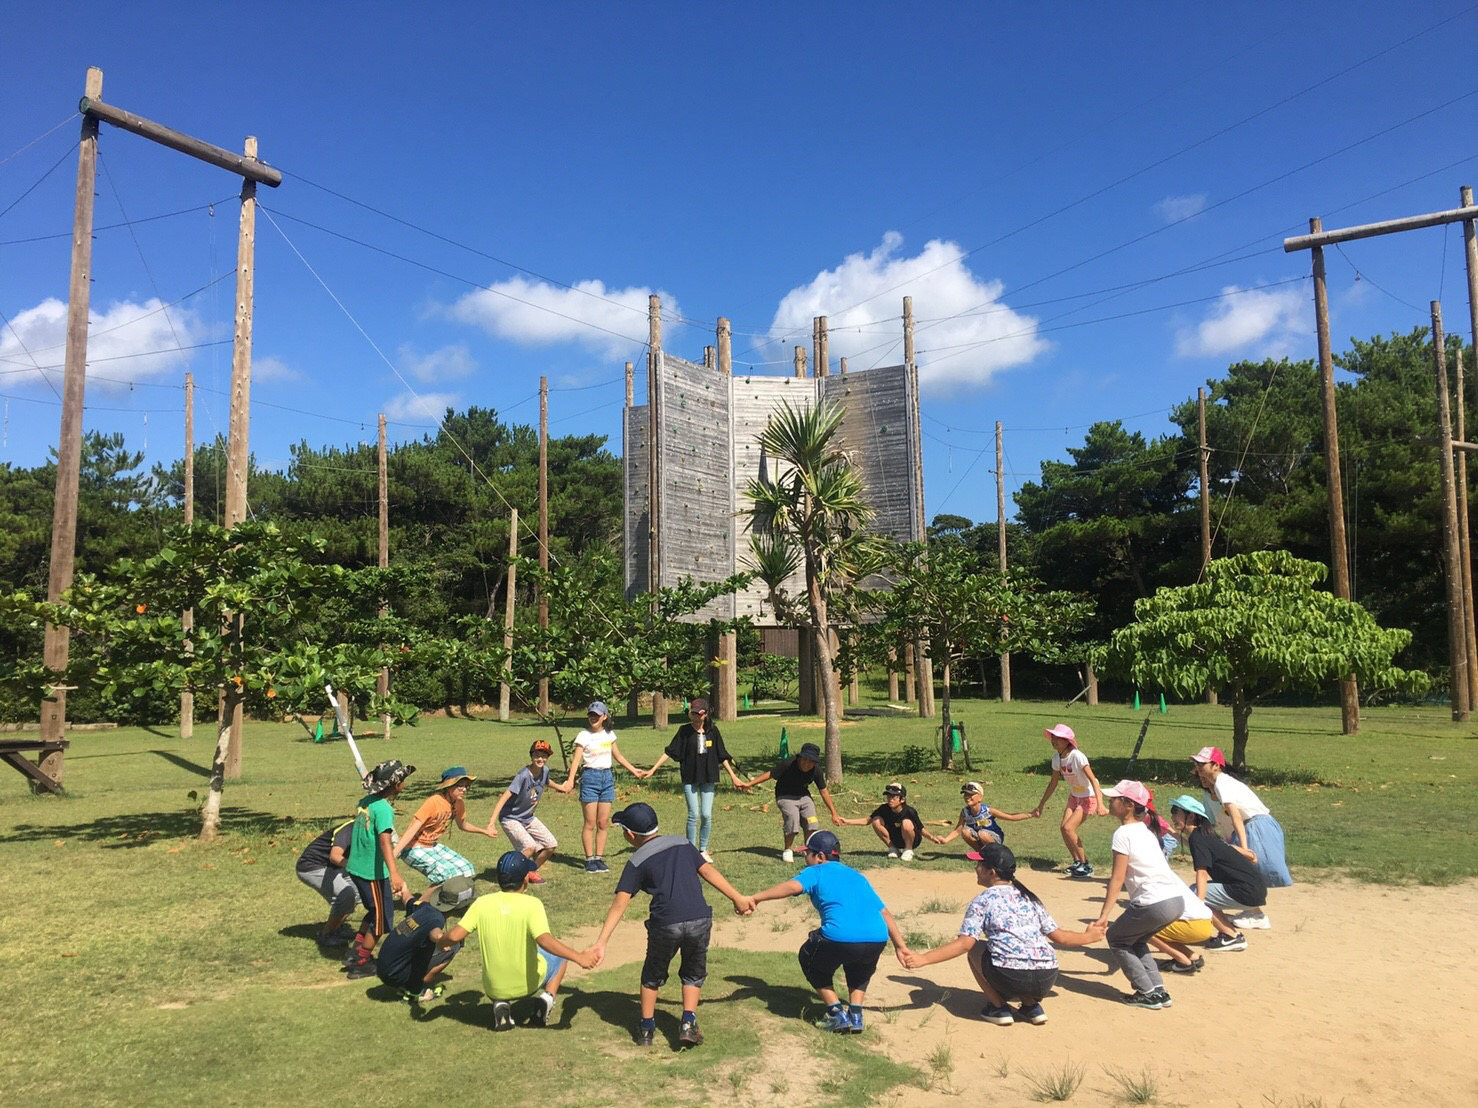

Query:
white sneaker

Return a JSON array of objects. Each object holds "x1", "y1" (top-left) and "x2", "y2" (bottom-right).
[
  {"x1": 701, "y1": 850, "x2": 714, "y2": 864},
  {"x1": 886, "y1": 850, "x2": 899, "y2": 859},
  {"x1": 781, "y1": 849, "x2": 794, "y2": 863},
  {"x1": 900, "y1": 849, "x2": 915, "y2": 862},
  {"x1": 1236, "y1": 912, "x2": 1272, "y2": 929}
]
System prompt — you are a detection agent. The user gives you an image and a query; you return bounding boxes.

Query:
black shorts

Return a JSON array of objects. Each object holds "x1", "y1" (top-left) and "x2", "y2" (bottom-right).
[
  {"x1": 969, "y1": 943, "x2": 1058, "y2": 1002},
  {"x1": 798, "y1": 930, "x2": 886, "y2": 995},
  {"x1": 642, "y1": 917, "x2": 712, "y2": 989}
]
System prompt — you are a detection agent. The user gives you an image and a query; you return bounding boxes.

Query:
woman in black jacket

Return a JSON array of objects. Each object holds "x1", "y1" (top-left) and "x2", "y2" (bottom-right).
[{"x1": 641, "y1": 698, "x2": 746, "y2": 860}]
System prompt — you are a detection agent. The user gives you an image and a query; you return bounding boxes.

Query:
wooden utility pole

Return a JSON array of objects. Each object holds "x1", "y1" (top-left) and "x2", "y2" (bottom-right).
[
  {"x1": 816, "y1": 316, "x2": 829, "y2": 377},
  {"x1": 624, "y1": 359, "x2": 638, "y2": 722},
  {"x1": 648, "y1": 296, "x2": 667, "y2": 728},
  {"x1": 538, "y1": 376, "x2": 550, "y2": 717},
  {"x1": 904, "y1": 296, "x2": 934, "y2": 717},
  {"x1": 377, "y1": 414, "x2": 391, "y2": 737},
  {"x1": 180, "y1": 372, "x2": 195, "y2": 738},
  {"x1": 1433, "y1": 303, "x2": 1470, "y2": 720},
  {"x1": 1198, "y1": 387, "x2": 1218, "y2": 705},
  {"x1": 840, "y1": 357, "x2": 848, "y2": 375},
  {"x1": 713, "y1": 317, "x2": 738, "y2": 721},
  {"x1": 38, "y1": 68, "x2": 103, "y2": 777},
  {"x1": 499, "y1": 509, "x2": 518, "y2": 722},
  {"x1": 996, "y1": 420, "x2": 1011, "y2": 702},
  {"x1": 1308, "y1": 218, "x2": 1360, "y2": 734},
  {"x1": 794, "y1": 345, "x2": 807, "y2": 378},
  {"x1": 1456, "y1": 349, "x2": 1478, "y2": 704}
]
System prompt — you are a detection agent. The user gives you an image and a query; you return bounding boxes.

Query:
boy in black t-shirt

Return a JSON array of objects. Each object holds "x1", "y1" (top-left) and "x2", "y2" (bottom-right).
[
  {"x1": 589, "y1": 803, "x2": 754, "y2": 1048},
  {"x1": 741, "y1": 742, "x2": 843, "y2": 862},
  {"x1": 294, "y1": 817, "x2": 360, "y2": 949},
  {"x1": 374, "y1": 877, "x2": 476, "y2": 1005},
  {"x1": 1169, "y1": 795, "x2": 1267, "y2": 952},
  {"x1": 838, "y1": 782, "x2": 947, "y2": 861}
]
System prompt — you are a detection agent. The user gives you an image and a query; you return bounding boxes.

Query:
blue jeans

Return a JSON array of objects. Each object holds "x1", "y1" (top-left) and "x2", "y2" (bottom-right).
[{"x1": 682, "y1": 783, "x2": 716, "y2": 850}]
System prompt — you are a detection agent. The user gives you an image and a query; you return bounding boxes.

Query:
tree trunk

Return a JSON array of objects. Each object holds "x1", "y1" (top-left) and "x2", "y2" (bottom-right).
[
  {"x1": 939, "y1": 657, "x2": 955, "y2": 771},
  {"x1": 200, "y1": 684, "x2": 243, "y2": 841},
  {"x1": 1230, "y1": 684, "x2": 1251, "y2": 772},
  {"x1": 807, "y1": 559, "x2": 843, "y2": 784}
]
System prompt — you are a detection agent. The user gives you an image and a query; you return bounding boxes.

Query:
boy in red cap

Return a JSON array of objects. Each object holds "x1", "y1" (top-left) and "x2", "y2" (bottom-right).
[{"x1": 489, "y1": 740, "x2": 566, "y2": 884}]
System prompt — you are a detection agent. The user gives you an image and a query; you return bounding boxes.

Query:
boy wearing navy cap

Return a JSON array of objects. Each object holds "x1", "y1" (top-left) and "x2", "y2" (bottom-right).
[
  {"x1": 590, "y1": 802, "x2": 755, "y2": 1048},
  {"x1": 741, "y1": 741, "x2": 843, "y2": 862},
  {"x1": 749, "y1": 830, "x2": 911, "y2": 1033}
]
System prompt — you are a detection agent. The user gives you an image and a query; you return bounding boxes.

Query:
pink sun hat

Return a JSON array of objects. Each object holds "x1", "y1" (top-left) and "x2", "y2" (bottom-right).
[
  {"x1": 1101, "y1": 780, "x2": 1152, "y2": 806},
  {"x1": 1043, "y1": 723, "x2": 1077, "y2": 747},
  {"x1": 1189, "y1": 746, "x2": 1226, "y2": 766}
]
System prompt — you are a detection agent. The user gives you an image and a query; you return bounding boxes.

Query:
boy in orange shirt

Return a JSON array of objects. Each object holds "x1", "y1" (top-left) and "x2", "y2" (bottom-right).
[{"x1": 398, "y1": 767, "x2": 497, "y2": 904}]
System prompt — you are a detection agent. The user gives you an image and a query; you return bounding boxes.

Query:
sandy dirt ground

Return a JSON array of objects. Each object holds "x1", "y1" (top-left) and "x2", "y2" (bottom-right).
[{"x1": 569, "y1": 863, "x2": 1478, "y2": 1107}]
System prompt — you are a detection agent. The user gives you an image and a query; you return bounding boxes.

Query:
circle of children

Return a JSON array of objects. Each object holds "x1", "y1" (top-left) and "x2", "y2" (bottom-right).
[{"x1": 295, "y1": 702, "x2": 1291, "y2": 1044}]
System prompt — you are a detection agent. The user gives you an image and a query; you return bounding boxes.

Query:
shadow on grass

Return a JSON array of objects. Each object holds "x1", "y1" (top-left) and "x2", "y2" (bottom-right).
[
  {"x1": 0, "y1": 805, "x2": 298, "y2": 845},
  {"x1": 721, "y1": 974, "x2": 817, "y2": 1020},
  {"x1": 150, "y1": 749, "x2": 211, "y2": 777}
]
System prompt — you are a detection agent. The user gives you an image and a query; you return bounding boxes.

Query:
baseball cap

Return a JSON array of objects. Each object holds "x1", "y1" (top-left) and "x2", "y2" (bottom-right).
[
  {"x1": 689, "y1": 697, "x2": 710, "y2": 713},
  {"x1": 1170, "y1": 794, "x2": 1210, "y2": 821},
  {"x1": 961, "y1": 781, "x2": 984, "y2": 796},
  {"x1": 966, "y1": 841, "x2": 1017, "y2": 877},
  {"x1": 587, "y1": 701, "x2": 610, "y2": 717},
  {"x1": 437, "y1": 875, "x2": 479, "y2": 910},
  {"x1": 1101, "y1": 780, "x2": 1152, "y2": 806},
  {"x1": 804, "y1": 830, "x2": 841, "y2": 858},
  {"x1": 1190, "y1": 746, "x2": 1226, "y2": 766},
  {"x1": 1044, "y1": 723, "x2": 1077, "y2": 747},
  {"x1": 366, "y1": 759, "x2": 416, "y2": 793},
  {"x1": 611, "y1": 802, "x2": 659, "y2": 836},
  {"x1": 529, "y1": 739, "x2": 553, "y2": 757},
  {"x1": 883, "y1": 782, "x2": 906, "y2": 798},
  {"x1": 434, "y1": 766, "x2": 476, "y2": 791},
  {"x1": 495, "y1": 851, "x2": 533, "y2": 889},
  {"x1": 798, "y1": 742, "x2": 822, "y2": 761}
]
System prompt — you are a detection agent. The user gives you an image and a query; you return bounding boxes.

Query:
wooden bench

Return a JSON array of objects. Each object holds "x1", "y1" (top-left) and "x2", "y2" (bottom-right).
[{"x1": 0, "y1": 739, "x2": 70, "y2": 794}]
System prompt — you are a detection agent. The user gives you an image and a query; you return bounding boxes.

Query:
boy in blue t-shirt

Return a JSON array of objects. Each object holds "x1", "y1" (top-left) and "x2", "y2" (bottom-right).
[
  {"x1": 749, "y1": 830, "x2": 911, "y2": 1033},
  {"x1": 589, "y1": 803, "x2": 754, "y2": 1049}
]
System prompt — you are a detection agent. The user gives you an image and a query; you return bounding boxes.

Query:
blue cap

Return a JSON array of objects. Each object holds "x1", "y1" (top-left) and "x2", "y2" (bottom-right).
[
  {"x1": 805, "y1": 830, "x2": 841, "y2": 858},
  {"x1": 495, "y1": 851, "x2": 533, "y2": 889},
  {"x1": 612, "y1": 802, "x2": 659, "y2": 836},
  {"x1": 1170, "y1": 794, "x2": 1210, "y2": 821},
  {"x1": 587, "y1": 701, "x2": 610, "y2": 717}
]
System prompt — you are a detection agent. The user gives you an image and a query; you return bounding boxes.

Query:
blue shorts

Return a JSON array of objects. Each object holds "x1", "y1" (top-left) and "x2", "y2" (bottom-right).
[
  {"x1": 540, "y1": 953, "x2": 566, "y2": 988},
  {"x1": 580, "y1": 768, "x2": 616, "y2": 805}
]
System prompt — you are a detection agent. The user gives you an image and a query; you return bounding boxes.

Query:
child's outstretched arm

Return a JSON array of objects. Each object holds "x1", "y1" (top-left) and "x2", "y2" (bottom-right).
[
  {"x1": 560, "y1": 746, "x2": 585, "y2": 793},
  {"x1": 589, "y1": 891, "x2": 634, "y2": 967},
  {"x1": 640, "y1": 752, "x2": 671, "y2": 781},
  {"x1": 995, "y1": 807, "x2": 1034, "y2": 822},
  {"x1": 817, "y1": 785, "x2": 843, "y2": 825},
  {"x1": 901, "y1": 933, "x2": 974, "y2": 969},
  {"x1": 936, "y1": 814, "x2": 966, "y2": 845},
  {"x1": 610, "y1": 740, "x2": 645, "y2": 779},
  {"x1": 485, "y1": 789, "x2": 514, "y2": 835},
  {"x1": 743, "y1": 769, "x2": 775, "y2": 790},
  {"x1": 699, "y1": 861, "x2": 755, "y2": 914},
  {"x1": 749, "y1": 879, "x2": 804, "y2": 906},
  {"x1": 882, "y1": 908, "x2": 912, "y2": 964},
  {"x1": 1048, "y1": 920, "x2": 1108, "y2": 947}
]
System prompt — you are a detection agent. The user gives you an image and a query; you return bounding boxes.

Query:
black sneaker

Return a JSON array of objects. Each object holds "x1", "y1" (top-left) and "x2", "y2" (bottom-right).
[
  {"x1": 594, "y1": 857, "x2": 611, "y2": 873},
  {"x1": 678, "y1": 1019, "x2": 704, "y2": 1047},
  {"x1": 1121, "y1": 991, "x2": 1165, "y2": 1010},
  {"x1": 1169, "y1": 956, "x2": 1204, "y2": 974},
  {"x1": 634, "y1": 1024, "x2": 655, "y2": 1047},
  {"x1": 1150, "y1": 990, "x2": 1173, "y2": 1008},
  {"x1": 345, "y1": 958, "x2": 377, "y2": 980},
  {"x1": 1205, "y1": 932, "x2": 1247, "y2": 952},
  {"x1": 492, "y1": 1000, "x2": 515, "y2": 1032}
]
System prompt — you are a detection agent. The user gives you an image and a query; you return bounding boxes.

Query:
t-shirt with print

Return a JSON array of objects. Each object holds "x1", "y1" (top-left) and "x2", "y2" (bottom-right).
[
  {"x1": 960, "y1": 803, "x2": 1004, "y2": 841},
  {"x1": 1109, "y1": 819, "x2": 1185, "y2": 908},
  {"x1": 792, "y1": 861, "x2": 888, "y2": 943},
  {"x1": 1052, "y1": 749, "x2": 1095, "y2": 798},
  {"x1": 1204, "y1": 774, "x2": 1270, "y2": 839},
  {"x1": 296, "y1": 818, "x2": 353, "y2": 874},
  {"x1": 501, "y1": 764, "x2": 549, "y2": 825},
  {"x1": 347, "y1": 795, "x2": 396, "y2": 880},
  {"x1": 457, "y1": 891, "x2": 551, "y2": 1000},
  {"x1": 868, "y1": 802, "x2": 924, "y2": 846},
  {"x1": 377, "y1": 902, "x2": 446, "y2": 986},
  {"x1": 575, "y1": 728, "x2": 618, "y2": 771},
  {"x1": 614, "y1": 835, "x2": 712, "y2": 928},
  {"x1": 408, "y1": 792, "x2": 462, "y2": 848},
  {"x1": 772, "y1": 756, "x2": 826, "y2": 799},
  {"x1": 1188, "y1": 826, "x2": 1267, "y2": 907},
  {"x1": 959, "y1": 884, "x2": 1059, "y2": 970}
]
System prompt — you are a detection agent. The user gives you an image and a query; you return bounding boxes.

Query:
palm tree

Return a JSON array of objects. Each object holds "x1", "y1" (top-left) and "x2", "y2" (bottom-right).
[{"x1": 744, "y1": 400, "x2": 876, "y2": 782}]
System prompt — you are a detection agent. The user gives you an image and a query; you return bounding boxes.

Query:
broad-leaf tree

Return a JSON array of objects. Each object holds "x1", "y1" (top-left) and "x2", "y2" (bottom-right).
[{"x1": 1101, "y1": 550, "x2": 1426, "y2": 768}]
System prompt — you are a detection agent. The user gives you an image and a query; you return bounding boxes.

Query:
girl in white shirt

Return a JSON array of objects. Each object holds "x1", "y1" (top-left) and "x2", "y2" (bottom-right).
[
  {"x1": 560, "y1": 700, "x2": 646, "y2": 874},
  {"x1": 1191, "y1": 746, "x2": 1291, "y2": 927},
  {"x1": 1093, "y1": 780, "x2": 1187, "y2": 1010},
  {"x1": 1030, "y1": 723, "x2": 1108, "y2": 878}
]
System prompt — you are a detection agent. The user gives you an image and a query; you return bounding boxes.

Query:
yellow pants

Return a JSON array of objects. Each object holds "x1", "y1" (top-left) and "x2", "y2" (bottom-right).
[{"x1": 1157, "y1": 918, "x2": 1216, "y2": 944}]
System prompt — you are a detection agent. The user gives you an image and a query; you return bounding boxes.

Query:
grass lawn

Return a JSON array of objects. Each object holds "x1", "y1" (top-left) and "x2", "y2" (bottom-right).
[{"x1": 2, "y1": 694, "x2": 1475, "y2": 1105}]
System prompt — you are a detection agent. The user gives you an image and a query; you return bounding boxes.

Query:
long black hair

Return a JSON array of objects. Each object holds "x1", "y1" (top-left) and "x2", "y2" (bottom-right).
[{"x1": 974, "y1": 841, "x2": 1042, "y2": 905}]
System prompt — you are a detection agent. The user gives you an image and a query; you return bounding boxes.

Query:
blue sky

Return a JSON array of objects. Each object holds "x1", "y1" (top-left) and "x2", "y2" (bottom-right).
[{"x1": 4, "y1": 2, "x2": 1477, "y2": 530}]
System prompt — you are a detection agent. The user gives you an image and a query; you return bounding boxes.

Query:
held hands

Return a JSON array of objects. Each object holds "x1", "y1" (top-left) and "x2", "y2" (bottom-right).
[
  {"x1": 587, "y1": 943, "x2": 606, "y2": 969},
  {"x1": 552, "y1": 781, "x2": 574, "y2": 795},
  {"x1": 1030, "y1": 806, "x2": 1043, "y2": 819},
  {"x1": 486, "y1": 822, "x2": 500, "y2": 837},
  {"x1": 831, "y1": 813, "x2": 844, "y2": 826},
  {"x1": 896, "y1": 946, "x2": 916, "y2": 968},
  {"x1": 732, "y1": 894, "x2": 756, "y2": 916},
  {"x1": 1086, "y1": 919, "x2": 1109, "y2": 940},
  {"x1": 573, "y1": 947, "x2": 599, "y2": 970}
]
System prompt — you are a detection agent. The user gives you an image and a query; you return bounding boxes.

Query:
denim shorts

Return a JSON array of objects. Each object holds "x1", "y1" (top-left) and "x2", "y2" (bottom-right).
[
  {"x1": 641, "y1": 916, "x2": 712, "y2": 989},
  {"x1": 580, "y1": 768, "x2": 616, "y2": 805}
]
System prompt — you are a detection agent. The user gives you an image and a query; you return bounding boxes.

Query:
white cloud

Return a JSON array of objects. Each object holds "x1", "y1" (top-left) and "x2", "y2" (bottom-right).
[
  {"x1": 1155, "y1": 194, "x2": 1207, "y2": 223},
  {"x1": 767, "y1": 232, "x2": 1048, "y2": 390},
  {"x1": 1175, "y1": 284, "x2": 1309, "y2": 360},
  {"x1": 253, "y1": 355, "x2": 301, "y2": 383},
  {"x1": 397, "y1": 342, "x2": 478, "y2": 383},
  {"x1": 383, "y1": 390, "x2": 460, "y2": 424},
  {"x1": 444, "y1": 277, "x2": 672, "y2": 358},
  {"x1": 0, "y1": 296, "x2": 204, "y2": 387}
]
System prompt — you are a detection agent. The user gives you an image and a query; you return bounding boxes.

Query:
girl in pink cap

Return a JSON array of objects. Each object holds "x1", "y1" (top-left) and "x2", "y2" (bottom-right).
[
  {"x1": 1190, "y1": 746, "x2": 1290, "y2": 927},
  {"x1": 1030, "y1": 723, "x2": 1107, "y2": 877}
]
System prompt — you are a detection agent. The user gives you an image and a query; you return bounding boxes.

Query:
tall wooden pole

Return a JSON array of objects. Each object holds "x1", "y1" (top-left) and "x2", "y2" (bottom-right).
[
  {"x1": 377, "y1": 414, "x2": 391, "y2": 737},
  {"x1": 715, "y1": 318, "x2": 738, "y2": 721},
  {"x1": 499, "y1": 508, "x2": 518, "y2": 722},
  {"x1": 648, "y1": 295, "x2": 667, "y2": 728},
  {"x1": 1433, "y1": 302, "x2": 1470, "y2": 720},
  {"x1": 180, "y1": 372, "x2": 195, "y2": 738},
  {"x1": 624, "y1": 359, "x2": 638, "y2": 722},
  {"x1": 839, "y1": 357, "x2": 848, "y2": 376},
  {"x1": 1310, "y1": 217, "x2": 1360, "y2": 734},
  {"x1": 996, "y1": 420, "x2": 1011, "y2": 702},
  {"x1": 904, "y1": 296, "x2": 934, "y2": 717},
  {"x1": 794, "y1": 345, "x2": 807, "y2": 378},
  {"x1": 538, "y1": 376, "x2": 550, "y2": 717},
  {"x1": 1199, "y1": 387, "x2": 1218, "y2": 705},
  {"x1": 39, "y1": 68, "x2": 104, "y2": 777},
  {"x1": 1456, "y1": 348, "x2": 1478, "y2": 705},
  {"x1": 816, "y1": 316, "x2": 829, "y2": 378}
]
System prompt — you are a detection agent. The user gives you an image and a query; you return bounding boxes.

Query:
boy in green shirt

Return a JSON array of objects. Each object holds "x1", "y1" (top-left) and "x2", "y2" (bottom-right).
[{"x1": 344, "y1": 759, "x2": 416, "y2": 980}]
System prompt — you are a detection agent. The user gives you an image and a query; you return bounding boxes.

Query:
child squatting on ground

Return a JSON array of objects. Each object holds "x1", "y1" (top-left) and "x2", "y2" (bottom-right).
[
  {"x1": 294, "y1": 815, "x2": 360, "y2": 950},
  {"x1": 936, "y1": 780, "x2": 1037, "y2": 850},
  {"x1": 344, "y1": 759, "x2": 416, "y2": 979},
  {"x1": 1169, "y1": 793, "x2": 1268, "y2": 953},
  {"x1": 902, "y1": 842, "x2": 1106, "y2": 1025},
  {"x1": 1031, "y1": 723, "x2": 1108, "y2": 877},
  {"x1": 374, "y1": 876, "x2": 477, "y2": 1006},
  {"x1": 749, "y1": 830, "x2": 910, "y2": 1033},
  {"x1": 589, "y1": 802, "x2": 754, "y2": 1049},
  {"x1": 1191, "y1": 745, "x2": 1291, "y2": 929},
  {"x1": 837, "y1": 781, "x2": 947, "y2": 860},
  {"x1": 740, "y1": 740, "x2": 843, "y2": 862}
]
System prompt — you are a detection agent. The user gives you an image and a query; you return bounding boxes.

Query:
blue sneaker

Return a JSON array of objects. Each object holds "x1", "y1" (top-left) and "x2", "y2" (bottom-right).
[
  {"x1": 980, "y1": 1002, "x2": 1015, "y2": 1025},
  {"x1": 1016, "y1": 1002, "x2": 1048, "y2": 1025},
  {"x1": 815, "y1": 1007, "x2": 852, "y2": 1033},
  {"x1": 848, "y1": 1008, "x2": 864, "y2": 1034}
]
